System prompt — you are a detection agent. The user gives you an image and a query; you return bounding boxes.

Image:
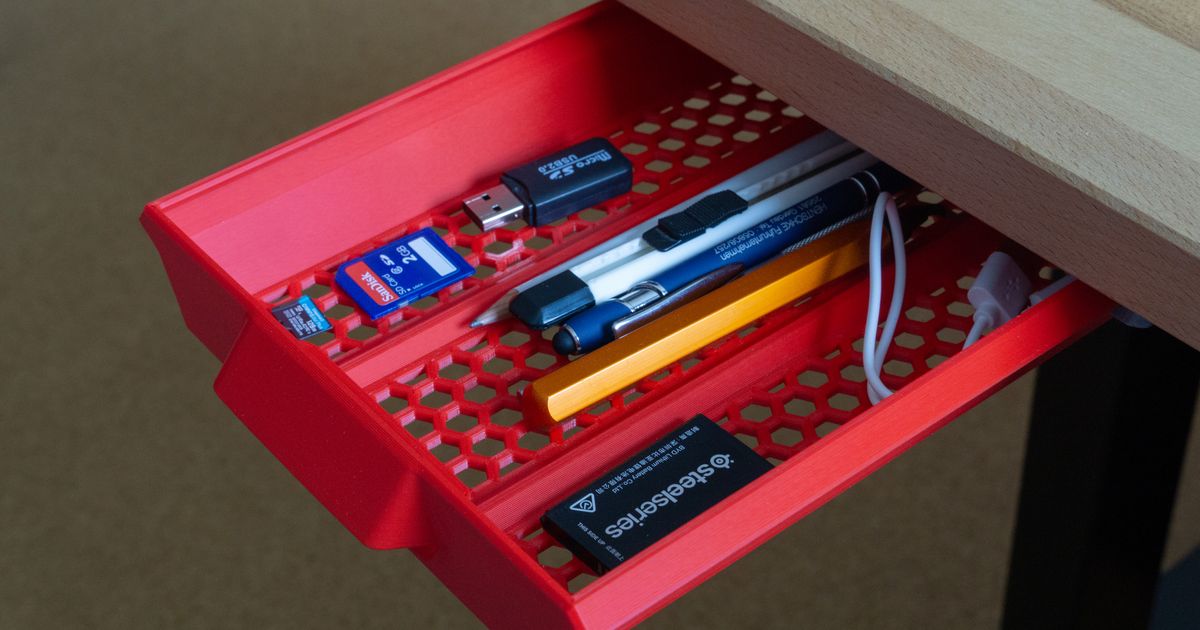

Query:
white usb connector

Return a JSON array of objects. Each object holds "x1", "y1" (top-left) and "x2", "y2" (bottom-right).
[{"x1": 963, "y1": 251, "x2": 1033, "y2": 348}]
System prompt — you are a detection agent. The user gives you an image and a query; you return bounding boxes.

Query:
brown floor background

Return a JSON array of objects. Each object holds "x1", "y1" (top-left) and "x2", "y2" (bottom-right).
[{"x1": 2, "y1": 1, "x2": 1198, "y2": 628}]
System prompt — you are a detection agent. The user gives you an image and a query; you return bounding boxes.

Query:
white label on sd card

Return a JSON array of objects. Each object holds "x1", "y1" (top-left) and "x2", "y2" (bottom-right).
[{"x1": 409, "y1": 236, "x2": 456, "y2": 277}]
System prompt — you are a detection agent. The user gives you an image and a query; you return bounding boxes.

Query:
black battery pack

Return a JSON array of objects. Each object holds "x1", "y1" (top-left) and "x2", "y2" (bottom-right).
[{"x1": 541, "y1": 415, "x2": 772, "y2": 574}]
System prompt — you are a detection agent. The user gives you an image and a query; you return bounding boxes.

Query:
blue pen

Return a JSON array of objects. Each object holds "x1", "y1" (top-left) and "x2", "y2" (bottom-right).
[{"x1": 552, "y1": 163, "x2": 912, "y2": 355}]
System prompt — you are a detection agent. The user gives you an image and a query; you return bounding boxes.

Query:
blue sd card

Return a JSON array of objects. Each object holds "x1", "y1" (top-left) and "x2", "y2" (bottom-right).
[{"x1": 335, "y1": 227, "x2": 474, "y2": 320}]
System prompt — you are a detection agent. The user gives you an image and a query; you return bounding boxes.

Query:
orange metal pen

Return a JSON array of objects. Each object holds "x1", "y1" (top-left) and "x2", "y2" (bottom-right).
[{"x1": 523, "y1": 226, "x2": 872, "y2": 425}]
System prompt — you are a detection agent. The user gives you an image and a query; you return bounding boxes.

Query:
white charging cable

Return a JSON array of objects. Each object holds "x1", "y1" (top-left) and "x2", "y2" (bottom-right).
[
  {"x1": 862, "y1": 193, "x2": 906, "y2": 405},
  {"x1": 861, "y1": 197, "x2": 1037, "y2": 405}
]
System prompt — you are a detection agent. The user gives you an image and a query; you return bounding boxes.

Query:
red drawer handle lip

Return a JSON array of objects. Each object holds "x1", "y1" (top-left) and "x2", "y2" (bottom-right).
[{"x1": 570, "y1": 281, "x2": 1114, "y2": 627}]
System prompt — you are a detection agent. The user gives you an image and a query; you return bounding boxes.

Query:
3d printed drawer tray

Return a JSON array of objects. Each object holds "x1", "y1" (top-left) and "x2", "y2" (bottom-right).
[{"x1": 142, "y1": 3, "x2": 1115, "y2": 627}]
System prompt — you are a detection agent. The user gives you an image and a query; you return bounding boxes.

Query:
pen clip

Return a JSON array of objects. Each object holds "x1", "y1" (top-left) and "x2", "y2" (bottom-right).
[
  {"x1": 610, "y1": 264, "x2": 744, "y2": 339},
  {"x1": 642, "y1": 190, "x2": 748, "y2": 251}
]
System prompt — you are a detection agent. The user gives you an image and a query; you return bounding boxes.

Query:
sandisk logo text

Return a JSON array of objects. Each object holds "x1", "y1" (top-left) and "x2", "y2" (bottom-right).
[
  {"x1": 347, "y1": 261, "x2": 398, "y2": 306},
  {"x1": 603, "y1": 454, "x2": 733, "y2": 538}
]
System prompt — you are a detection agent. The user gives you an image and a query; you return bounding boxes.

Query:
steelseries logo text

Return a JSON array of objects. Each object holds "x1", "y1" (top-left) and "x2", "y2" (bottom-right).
[{"x1": 603, "y1": 454, "x2": 733, "y2": 538}]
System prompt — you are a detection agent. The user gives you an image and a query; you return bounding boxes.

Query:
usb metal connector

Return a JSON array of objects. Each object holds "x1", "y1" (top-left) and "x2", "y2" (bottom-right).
[{"x1": 463, "y1": 185, "x2": 526, "y2": 232}]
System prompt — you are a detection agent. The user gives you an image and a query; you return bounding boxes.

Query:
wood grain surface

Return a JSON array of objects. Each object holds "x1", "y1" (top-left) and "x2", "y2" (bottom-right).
[
  {"x1": 1103, "y1": 0, "x2": 1200, "y2": 49},
  {"x1": 624, "y1": 0, "x2": 1200, "y2": 349}
]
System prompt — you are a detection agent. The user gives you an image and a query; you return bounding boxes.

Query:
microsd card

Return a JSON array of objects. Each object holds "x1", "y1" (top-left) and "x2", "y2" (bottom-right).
[
  {"x1": 335, "y1": 227, "x2": 473, "y2": 320},
  {"x1": 541, "y1": 415, "x2": 772, "y2": 574},
  {"x1": 270, "y1": 295, "x2": 332, "y2": 339}
]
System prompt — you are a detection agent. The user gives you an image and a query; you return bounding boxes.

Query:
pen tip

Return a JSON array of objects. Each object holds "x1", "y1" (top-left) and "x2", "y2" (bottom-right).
[{"x1": 469, "y1": 320, "x2": 484, "y2": 329}]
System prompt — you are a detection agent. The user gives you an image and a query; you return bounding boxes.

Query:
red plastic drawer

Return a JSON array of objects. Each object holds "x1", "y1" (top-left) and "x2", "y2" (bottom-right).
[{"x1": 141, "y1": 3, "x2": 1115, "y2": 627}]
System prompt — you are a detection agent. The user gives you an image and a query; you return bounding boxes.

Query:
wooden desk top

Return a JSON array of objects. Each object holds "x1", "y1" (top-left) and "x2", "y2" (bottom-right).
[{"x1": 625, "y1": 0, "x2": 1200, "y2": 348}]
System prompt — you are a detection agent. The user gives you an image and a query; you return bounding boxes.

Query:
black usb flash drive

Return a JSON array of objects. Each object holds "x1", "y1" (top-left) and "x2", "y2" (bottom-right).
[{"x1": 463, "y1": 138, "x2": 633, "y2": 231}]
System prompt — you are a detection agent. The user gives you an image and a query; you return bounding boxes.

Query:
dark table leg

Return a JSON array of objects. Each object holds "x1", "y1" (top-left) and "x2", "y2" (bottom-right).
[{"x1": 1002, "y1": 320, "x2": 1199, "y2": 630}]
